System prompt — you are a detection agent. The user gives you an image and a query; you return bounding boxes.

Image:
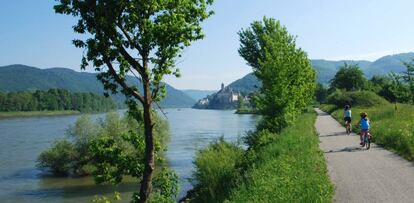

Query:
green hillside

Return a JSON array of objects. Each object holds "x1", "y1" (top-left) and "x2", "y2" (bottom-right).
[
  {"x1": 224, "y1": 52, "x2": 414, "y2": 94},
  {"x1": 0, "y1": 64, "x2": 195, "y2": 108}
]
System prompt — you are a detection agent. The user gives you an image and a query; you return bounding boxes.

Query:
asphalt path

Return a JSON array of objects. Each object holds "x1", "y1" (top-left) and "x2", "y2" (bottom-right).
[{"x1": 315, "y1": 108, "x2": 414, "y2": 203}]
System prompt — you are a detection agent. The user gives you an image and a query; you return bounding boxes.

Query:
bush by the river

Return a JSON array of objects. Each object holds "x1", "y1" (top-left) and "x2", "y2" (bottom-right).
[
  {"x1": 37, "y1": 111, "x2": 169, "y2": 177},
  {"x1": 190, "y1": 112, "x2": 334, "y2": 202}
]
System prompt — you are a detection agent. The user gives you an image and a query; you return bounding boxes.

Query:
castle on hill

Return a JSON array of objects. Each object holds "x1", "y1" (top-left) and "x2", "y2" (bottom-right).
[{"x1": 193, "y1": 83, "x2": 243, "y2": 109}]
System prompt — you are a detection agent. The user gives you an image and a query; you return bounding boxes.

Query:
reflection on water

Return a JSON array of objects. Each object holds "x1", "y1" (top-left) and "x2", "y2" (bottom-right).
[{"x1": 0, "y1": 108, "x2": 257, "y2": 202}]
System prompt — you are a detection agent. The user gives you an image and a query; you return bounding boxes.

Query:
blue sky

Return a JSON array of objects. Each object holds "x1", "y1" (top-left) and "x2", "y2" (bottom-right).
[{"x1": 1, "y1": 0, "x2": 414, "y2": 90}]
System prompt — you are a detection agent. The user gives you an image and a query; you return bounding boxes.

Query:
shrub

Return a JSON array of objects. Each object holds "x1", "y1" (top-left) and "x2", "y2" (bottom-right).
[
  {"x1": 325, "y1": 90, "x2": 389, "y2": 108},
  {"x1": 37, "y1": 139, "x2": 77, "y2": 175},
  {"x1": 320, "y1": 104, "x2": 338, "y2": 113},
  {"x1": 191, "y1": 138, "x2": 244, "y2": 203}
]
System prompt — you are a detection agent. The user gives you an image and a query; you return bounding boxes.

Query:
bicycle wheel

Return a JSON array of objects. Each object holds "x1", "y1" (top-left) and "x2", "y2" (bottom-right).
[{"x1": 365, "y1": 135, "x2": 370, "y2": 150}]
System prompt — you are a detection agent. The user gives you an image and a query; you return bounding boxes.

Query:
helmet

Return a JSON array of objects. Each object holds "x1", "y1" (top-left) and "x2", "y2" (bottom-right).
[{"x1": 360, "y1": 112, "x2": 367, "y2": 117}]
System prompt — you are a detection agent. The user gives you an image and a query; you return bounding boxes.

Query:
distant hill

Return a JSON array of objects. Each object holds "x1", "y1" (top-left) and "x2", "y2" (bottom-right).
[
  {"x1": 313, "y1": 52, "x2": 414, "y2": 84},
  {"x1": 182, "y1": 89, "x2": 217, "y2": 101},
  {"x1": 0, "y1": 64, "x2": 195, "y2": 108},
  {"x1": 224, "y1": 52, "x2": 414, "y2": 94}
]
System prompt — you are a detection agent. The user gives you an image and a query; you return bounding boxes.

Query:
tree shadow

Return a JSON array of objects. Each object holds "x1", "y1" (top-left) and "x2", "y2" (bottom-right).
[
  {"x1": 319, "y1": 132, "x2": 347, "y2": 137},
  {"x1": 324, "y1": 146, "x2": 365, "y2": 153}
]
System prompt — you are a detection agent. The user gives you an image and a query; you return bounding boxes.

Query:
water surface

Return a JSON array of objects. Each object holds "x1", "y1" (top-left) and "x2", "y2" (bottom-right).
[{"x1": 0, "y1": 108, "x2": 257, "y2": 202}]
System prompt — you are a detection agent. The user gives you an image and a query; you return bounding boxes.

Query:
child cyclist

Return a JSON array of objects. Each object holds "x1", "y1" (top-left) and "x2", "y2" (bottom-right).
[
  {"x1": 359, "y1": 112, "x2": 371, "y2": 147},
  {"x1": 343, "y1": 105, "x2": 352, "y2": 134}
]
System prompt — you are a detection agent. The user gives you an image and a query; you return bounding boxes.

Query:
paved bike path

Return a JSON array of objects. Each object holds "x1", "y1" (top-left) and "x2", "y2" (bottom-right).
[{"x1": 315, "y1": 108, "x2": 414, "y2": 203}]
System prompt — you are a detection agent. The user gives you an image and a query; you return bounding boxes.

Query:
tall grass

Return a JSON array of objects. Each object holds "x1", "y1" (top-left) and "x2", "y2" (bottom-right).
[
  {"x1": 191, "y1": 112, "x2": 334, "y2": 203},
  {"x1": 321, "y1": 103, "x2": 414, "y2": 161},
  {"x1": 225, "y1": 113, "x2": 333, "y2": 203}
]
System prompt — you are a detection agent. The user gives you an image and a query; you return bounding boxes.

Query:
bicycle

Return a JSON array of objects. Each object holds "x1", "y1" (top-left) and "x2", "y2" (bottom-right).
[
  {"x1": 345, "y1": 121, "x2": 351, "y2": 135},
  {"x1": 361, "y1": 131, "x2": 371, "y2": 150}
]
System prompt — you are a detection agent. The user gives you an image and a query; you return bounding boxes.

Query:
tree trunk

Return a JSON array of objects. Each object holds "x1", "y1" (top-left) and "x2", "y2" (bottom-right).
[{"x1": 139, "y1": 80, "x2": 155, "y2": 203}]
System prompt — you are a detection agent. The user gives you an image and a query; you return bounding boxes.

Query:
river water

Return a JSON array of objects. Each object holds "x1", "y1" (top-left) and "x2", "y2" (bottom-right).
[{"x1": 0, "y1": 108, "x2": 257, "y2": 202}]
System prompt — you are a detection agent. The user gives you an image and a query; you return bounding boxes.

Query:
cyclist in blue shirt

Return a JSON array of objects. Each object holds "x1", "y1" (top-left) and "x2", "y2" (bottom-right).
[{"x1": 359, "y1": 112, "x2": 371, "y2": 146}]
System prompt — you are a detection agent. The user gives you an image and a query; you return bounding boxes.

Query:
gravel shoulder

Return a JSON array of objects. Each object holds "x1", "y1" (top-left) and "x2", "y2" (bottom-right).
[{"x1": 315, "y1": 108, "x2": 414, "y2": 203}]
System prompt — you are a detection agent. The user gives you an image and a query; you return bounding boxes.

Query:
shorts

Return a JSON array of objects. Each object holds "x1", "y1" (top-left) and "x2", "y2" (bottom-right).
[{"x1": 344, "y1": 117, "x2": 352, "y2": 123}]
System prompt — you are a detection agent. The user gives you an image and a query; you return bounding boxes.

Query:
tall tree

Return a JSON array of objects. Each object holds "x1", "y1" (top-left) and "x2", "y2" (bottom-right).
[
  {"x1": 402, "y1": 60, "x2": 414, "y2": 103},
  {"x1": 53, "y1": 1, "x2": 213, "y2": 202},
  {"x1": 330, "y1": 63, "x2": 366, "y2": 91},
  {"x1": 238, "y1": 17, "x2": 316, "y2": 132}
]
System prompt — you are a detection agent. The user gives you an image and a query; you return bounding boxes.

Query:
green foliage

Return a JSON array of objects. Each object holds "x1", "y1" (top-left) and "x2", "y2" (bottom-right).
[
  {"x1": 238, "y1": 17, "x2": 316, "y2": 132},
  {"x1": 0, "y1": 89, "x2": 116, "y2": 113},
  {"x1": 149, "y1": 167, "x2": 180, "y2": 203},
  {"x1": 402, "y1": 60, "x2": 414, "y2": 103},
  {"x1": 330, "y1": 63, "x2": 367, "y2": 91},
  {"x1": 37, "y1": 139, "x2": 77, "y2": 175},
  {"x1": 325, "y1": 90, "x2": 389, "y2": 108},
  {"x1": 243, "y1": 129, "x2": 278, "y2": 151},
  {"x1": 37, "y1": 111, "x2": 168, "y2": 178},
  {"x1": 191, "y1": 113, "x2": 334, "y2": 203},
  {"x1": 54, "y1": 1, "x2": 214, "y2": 200},
  {"x1": 191, "y1": 138, "x2": 244, "y2": 203},
  {"x1": 54, "y1": 0, "x2": 214, "y2": 102},
  {"x1": 226, "y1": 113, "x2": 333, "y2": 203},
  {"x1": 319, "y1": 104, "x2": 338, "y2": 114},
  {"x1": 315, "y1": 83, "x2": 328, "y2": 103},
  {"x1": 328, "y1": 104, "x2": 414, "y2": 161}
]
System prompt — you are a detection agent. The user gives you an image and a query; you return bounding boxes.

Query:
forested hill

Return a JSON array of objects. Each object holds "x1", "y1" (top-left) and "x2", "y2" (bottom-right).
[
  {"x1": 225, "y1": 52, "x2": 414, "y2": 94},
  {"x1": 0, "y1": 64, "x2": 195, "y2": 108},
  {"x1": 314, "y1": 52, "x2": 414, "y2": 84}
]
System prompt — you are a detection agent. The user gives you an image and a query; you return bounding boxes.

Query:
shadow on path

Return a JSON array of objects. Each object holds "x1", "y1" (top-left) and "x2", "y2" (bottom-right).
[
  {"x1": 319, "y1": 132, "x2": 347, "y2": 137},
  {"x1": 325, "y1": 146, "x2": 364, "y2": 154}
]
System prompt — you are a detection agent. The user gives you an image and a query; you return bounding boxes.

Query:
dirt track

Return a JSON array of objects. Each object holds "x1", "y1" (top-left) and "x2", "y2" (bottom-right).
[{"x1": 315, "y1": 108, "x2": 414, "y2": 203}]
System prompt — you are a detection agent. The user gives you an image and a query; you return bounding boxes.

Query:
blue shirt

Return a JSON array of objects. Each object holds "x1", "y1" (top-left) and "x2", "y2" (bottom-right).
[
  {"x1": 360, "y1": 118, "x2": 370, "y2": 130},
  {"x1": 344, "y1": 110, "x2": 352, "y2": 117}
]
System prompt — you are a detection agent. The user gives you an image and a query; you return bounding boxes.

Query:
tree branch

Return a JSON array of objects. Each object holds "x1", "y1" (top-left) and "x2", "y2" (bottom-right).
[
  {"x1": 104, "y1": 59, "x2": 145, "y2": 104},
  {"x1": 116, "y1": 23, "x2": 144, "y2": 56}
]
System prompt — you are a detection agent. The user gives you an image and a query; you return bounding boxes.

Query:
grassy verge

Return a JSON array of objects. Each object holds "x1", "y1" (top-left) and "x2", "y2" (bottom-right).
[
  {"x1": 0, "y1": 110, "x2": 80, "y2": 118},
  {"x1": 320, "y1": 103, "x2": 414, "y2": 161},
  {"x1": 191, "y1": 112, "x2": 334, "y2": 203},
  {"x1": 235, "y1": 108, "x2": 259, "y2": 114}
]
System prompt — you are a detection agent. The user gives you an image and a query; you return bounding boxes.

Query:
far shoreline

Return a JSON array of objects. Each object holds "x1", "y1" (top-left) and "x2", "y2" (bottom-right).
[{"x1": 0, "y1": 110, "x2": 82, "y2": 119}]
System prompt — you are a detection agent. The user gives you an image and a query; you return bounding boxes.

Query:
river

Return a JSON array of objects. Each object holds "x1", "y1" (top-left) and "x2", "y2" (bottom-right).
[{"x1": 0, "y1": 108, "x2": 257, "y2": 202}]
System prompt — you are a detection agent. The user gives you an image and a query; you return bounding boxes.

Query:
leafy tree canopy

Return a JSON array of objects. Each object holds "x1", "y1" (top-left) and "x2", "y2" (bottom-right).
[
  {"x1": 238, "y1": 17, "x2": 316, "y2": 132},
  {"x1": 330, "y1": 63, "x2": 366, "y2": 91}
]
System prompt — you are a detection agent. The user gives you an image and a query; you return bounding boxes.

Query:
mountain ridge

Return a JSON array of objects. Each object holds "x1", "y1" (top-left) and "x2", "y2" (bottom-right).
[
  {"x1": 0, "y1": 64, "x2": 195, "y2": 108},
  {"x1": 209, "y1": 52, "x2": 414, "y2": 104}
]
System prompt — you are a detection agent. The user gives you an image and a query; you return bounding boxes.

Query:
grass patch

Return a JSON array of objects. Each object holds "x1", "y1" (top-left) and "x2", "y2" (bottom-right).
[
  {"x1": 226, "y1": 112, "x2": 333, "y2": 203},
  {"x1": 191, "y1": 112, "x2": 334, "y2": 203},
  {"x1": 0, "y1": 110, "x2": 80, "y2": 118},
  {"x1": 323, "y1": 103, "x2": 414, "y2": 161}
]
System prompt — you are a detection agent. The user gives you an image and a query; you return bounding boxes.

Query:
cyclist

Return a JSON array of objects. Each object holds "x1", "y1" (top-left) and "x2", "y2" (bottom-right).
[
  {"x1": 343, "y1": 105, "x2": 352, "y2": 134},
  {"x1": 359, "y1": 112, "x2": 371, "y2": 147}
]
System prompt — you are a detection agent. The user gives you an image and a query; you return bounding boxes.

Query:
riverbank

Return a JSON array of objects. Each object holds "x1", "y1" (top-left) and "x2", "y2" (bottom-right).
[
  {"x1": 0, "y1": 110, "x2": 81, "y2": 118},
  {"x1": 234, "y1": 108, "x2": 259, "y2": 114},
  {"x1": 189, "y1": 111, "x2": 334, "y2": 202}
]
